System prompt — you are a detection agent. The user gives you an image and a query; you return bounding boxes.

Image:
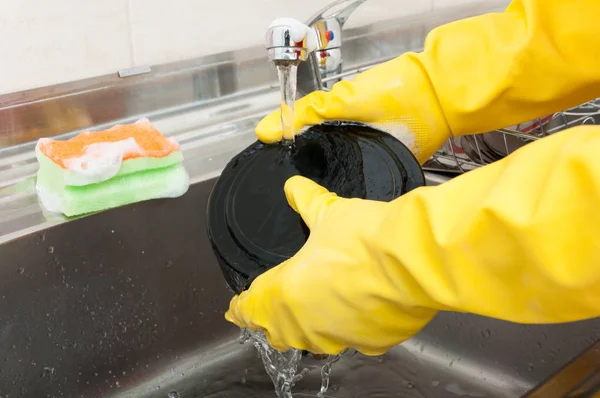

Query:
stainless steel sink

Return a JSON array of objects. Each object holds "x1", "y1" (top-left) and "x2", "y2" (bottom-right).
[
  {"x1": 1, "y1": 4, "x2": 599, "y2": 396},
  {"x1": 0, "y1": 175, "x2": 599, "y2": 398}
]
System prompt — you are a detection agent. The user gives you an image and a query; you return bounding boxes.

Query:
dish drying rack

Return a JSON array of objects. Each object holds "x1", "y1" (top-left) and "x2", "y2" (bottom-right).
[{"x1": 422, "y1": 98, "x2": 600, "y2": 174}]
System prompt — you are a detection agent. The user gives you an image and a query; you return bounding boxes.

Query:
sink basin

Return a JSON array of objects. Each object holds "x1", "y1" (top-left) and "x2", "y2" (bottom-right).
[
  {"x1": 1, "y1": 176, "x2": 599, "y2": 398},
  {"x1": 0, "y1": 4, "x2": 598, "y2": 395}
]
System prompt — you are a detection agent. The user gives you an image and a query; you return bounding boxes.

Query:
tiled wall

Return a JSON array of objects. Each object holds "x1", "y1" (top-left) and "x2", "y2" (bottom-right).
[{"x1": 0, "y1": 0, "x2": 505, "y2": 96}]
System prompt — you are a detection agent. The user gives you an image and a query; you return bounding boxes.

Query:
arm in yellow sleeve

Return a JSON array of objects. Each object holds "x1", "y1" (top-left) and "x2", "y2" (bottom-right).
[
  {"x1": 256, "y1": 0, "x2": 600, "y2": 163},
  {"x1": 226, "y1": 125, "x2": 600, "y2": 355},
  {"x1": 379, "y1": 124, "x2": 600, "y2": 324}
]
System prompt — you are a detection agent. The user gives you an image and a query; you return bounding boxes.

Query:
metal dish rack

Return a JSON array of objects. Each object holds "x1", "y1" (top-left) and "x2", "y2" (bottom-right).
[{"x1": 422, "y1": 98, "x2": 600, "y2": 174}]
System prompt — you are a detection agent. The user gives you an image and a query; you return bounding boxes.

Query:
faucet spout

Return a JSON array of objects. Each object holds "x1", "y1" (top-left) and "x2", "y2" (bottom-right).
[
  {"x1": 266, "y1": 0, "x2": 368, "y2": 96},
  {"x1": 265, "y1": 18, "x2": 319, "y2": 63}
]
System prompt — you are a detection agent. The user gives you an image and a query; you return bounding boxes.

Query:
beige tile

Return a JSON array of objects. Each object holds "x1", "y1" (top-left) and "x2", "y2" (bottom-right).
[
  {"x1": 129, "y1": 0, "x2": 433, "y2": 66},
  {"x1": 0, "y1": 0, "x2": 133, "y2": 95}
]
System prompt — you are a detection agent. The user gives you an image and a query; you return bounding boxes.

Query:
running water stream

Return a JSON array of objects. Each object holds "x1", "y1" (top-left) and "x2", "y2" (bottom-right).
[
  {"x1": 275, "y1": 60, "x2": 299, "y2": 148},
  {"x1": 239, "y1": 329, "x2": 345, "y2": 398},
  {"x1": 243, "y1": 59, "x2": 345, "y2": 398}
]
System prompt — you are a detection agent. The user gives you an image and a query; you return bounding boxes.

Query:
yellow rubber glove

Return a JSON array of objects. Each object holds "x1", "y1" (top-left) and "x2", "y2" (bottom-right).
[
  {"x1": 226, "y1": 125, "x2": 600, "y2": 355},
  {"x1": 225, "y1": 175, "x2": 438, "y2": 356},
  {"x1": 256, "y1": 0, "x2": 600, "y2": 163}
]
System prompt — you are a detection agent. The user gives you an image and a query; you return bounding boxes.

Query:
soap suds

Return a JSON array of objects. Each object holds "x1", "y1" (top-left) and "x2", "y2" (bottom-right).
[
  {"x1": 294, "y1": 121, "x2": 417, "y2": 155},
  {"x1": 365, "y1": 121, "x2": 417, "y2": 155},
  {"x1": 35, "y1": 182, "x2": 63, "y2": 215},
  {"x1": 162, "y1": 165, "x2": 190, "y2": 198},
  {"x1": 63, "y1": 137, "x2": 142, "y2": 186}
]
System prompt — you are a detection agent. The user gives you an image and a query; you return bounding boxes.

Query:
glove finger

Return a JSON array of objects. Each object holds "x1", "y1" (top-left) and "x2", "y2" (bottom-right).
[
  {"x1": 224, "y1": 294, "x2": 248, "y2": 328},
  {"x1": 255, "y1": 91, "x2": 331, "y2": 144},
  {"x1": 255, "y1": 111, "x2": 283, "y2": 143},
  {"x1": 224, "y1": 261, "x2": 286, "y2": 329},
  {"x1": 284, "y1": 175, "x2": 339, "y2": 229}
]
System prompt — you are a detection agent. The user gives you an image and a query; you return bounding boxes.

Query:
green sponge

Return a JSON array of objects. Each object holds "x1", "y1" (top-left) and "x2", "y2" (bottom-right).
[{"x1": 34, "y1": 119, "x2": 190, "y2": 217}]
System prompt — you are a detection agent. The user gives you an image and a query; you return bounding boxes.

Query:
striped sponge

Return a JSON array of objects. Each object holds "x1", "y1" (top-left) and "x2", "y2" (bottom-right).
[{"x1": 35, "y1": 118, "x2": 190, "y2": 217}]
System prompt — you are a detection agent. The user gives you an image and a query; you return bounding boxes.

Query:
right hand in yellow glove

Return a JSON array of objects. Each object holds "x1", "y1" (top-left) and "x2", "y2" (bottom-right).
[
  {"x1": 226, "y1": 125, "x2": 600, "y2": 356},
  {"x1": 225, "y1": 175, "x2": 438, "y2": 356},
  {"x1": 229, "y1": 0, "x2": 600, "y2": 355}
]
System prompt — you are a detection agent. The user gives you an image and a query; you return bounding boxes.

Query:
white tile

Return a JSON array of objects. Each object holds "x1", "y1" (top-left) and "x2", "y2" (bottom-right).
[
  {"x1": 433, "y1": 0, "x2": 508, "y2": 10},
  {"x1": 344, "y1": 0, "x2": 433, "y2": 29},
  {"x1": 0, "y1": 0, "x2": 133, "y2": 95},
  {"x1": 129, "y1": 0, "x2": 319, "y2": 66},
  {"x1": 433, "y1": 0, "x2": 478, "y2": 8},
  {"x1": 129, "y1": 0, "x2": 433, "y2": 66}
]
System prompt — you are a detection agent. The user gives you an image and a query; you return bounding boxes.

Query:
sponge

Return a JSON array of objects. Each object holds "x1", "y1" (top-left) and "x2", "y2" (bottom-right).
[{"x1": 35, "y1": 118, "x2": 190, "y2": 217}]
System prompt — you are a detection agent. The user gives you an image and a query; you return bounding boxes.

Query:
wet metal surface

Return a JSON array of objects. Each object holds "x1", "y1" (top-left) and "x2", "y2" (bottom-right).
[
  {"x1": 0, "y1": 3, "x2": 597, "y2": 395},
  {"x1": 0, "y1": 179, "x2": 599, "y2": 397}
]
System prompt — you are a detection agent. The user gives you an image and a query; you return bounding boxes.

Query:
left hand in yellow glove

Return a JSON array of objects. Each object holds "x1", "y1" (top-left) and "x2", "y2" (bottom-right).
[
  {"x1": 255, "y1": 0, "x2": 600, "y2": 165},
  {"x1": 224, "y1": 175, "x2": 438, "y2": 356}
]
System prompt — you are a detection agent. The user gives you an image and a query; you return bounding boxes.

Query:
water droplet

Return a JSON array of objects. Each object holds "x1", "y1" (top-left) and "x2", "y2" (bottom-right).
[
  {"x1": 17, "y1": 267, "x2": 24, "y2": 275},
  {"x1": 407, "y1": 382, "x2": 415, "y2": 389},
  {"x1": 47, "y1": 246, "x2": 54, "y2": 254},
  {"x1": 481, "y1": 329, "x2": 491, "y2": 338},
  {"x1": 42, "y1": 367, "x2": 55, "y2": 377},
  {"x1": 167, "y1": 392, "x2": 180, "y2": 398}
]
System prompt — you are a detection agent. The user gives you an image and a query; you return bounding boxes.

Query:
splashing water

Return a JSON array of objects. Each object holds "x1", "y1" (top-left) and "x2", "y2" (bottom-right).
[
  {"x1": 317, "y1": 352, "x2": 343, "y2": 397},
  {"x1": 240, "y1": 329, "x2": 307, "y2": 397},
  {"x1": 239, "y1": 329, "x2": 345, "y2": 397},
  {"x1": 246, "y1": 56, "x2": 342, "y2": 398}
]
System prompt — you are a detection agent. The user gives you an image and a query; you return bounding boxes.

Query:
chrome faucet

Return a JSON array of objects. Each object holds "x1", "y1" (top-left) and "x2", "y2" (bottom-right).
[
  {"x1": 265, "y1": 0, "x2": 367, "y2": 97},
  {"x1": 265, "y1": 18, "x2": 318, "y2": 64}
]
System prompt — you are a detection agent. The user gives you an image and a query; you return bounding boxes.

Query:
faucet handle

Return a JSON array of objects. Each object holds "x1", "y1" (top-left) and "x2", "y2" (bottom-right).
[
  {"x1": 302, "y1": 0, "x2": 367, "y2": 90},
  {"x1": 307, "y1": 0, "x2": 367, "y2": 49},
  {"x1": 309, "y1": 0, "x2": 367, "y2": 27},
  {"x1": 266, "y1": 18, "x2": 319, "y2": 62}
]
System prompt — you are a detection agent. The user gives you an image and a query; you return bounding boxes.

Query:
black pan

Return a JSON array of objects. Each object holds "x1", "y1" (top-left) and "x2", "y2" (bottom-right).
[{"x1": 206, "y1": 122, "x2": 426, "y2": 293}]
